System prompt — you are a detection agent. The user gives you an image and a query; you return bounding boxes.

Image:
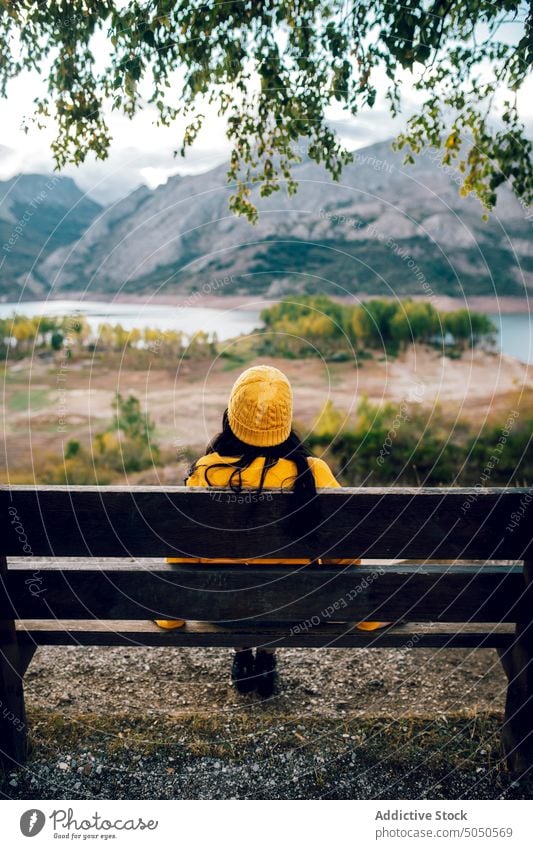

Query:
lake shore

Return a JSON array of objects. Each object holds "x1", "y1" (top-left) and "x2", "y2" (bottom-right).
[{"x1": 18, "y1": 291, "x2": 532, "y2": 314}]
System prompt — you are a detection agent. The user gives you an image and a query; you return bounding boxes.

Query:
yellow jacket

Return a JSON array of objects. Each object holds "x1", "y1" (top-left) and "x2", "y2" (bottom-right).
[
  {"x1": 159, "y1": 452, "x2": 384, "y2": 630},
  {"x1": 167, "y1": 452, "x2": 351, "y2": 566}
]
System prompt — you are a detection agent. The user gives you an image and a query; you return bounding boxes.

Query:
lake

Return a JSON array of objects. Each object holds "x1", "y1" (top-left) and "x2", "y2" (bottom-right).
[
  {"x1": 488, "y1": 313, "x2": 533, "y2": 364},
  {"x1": 0, "y1": 300, "x2": 531, "y2": 363},
  {"x1": 0, "y1": 299, "x2": 261, "y2": 342}
]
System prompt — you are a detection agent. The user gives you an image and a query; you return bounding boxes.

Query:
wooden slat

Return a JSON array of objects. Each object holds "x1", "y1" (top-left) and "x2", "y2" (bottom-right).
[
  {"x1": 1, "y1": 486, "x2": 532, "y2": 560},
  {"x1": 5, "y1": 557, "x2": 516, "y2": 571},
  {"x1": 1, "y1": 564, "x2": 525, "y2": 623},
  {"x1": 16, "y1": 620, "x2": 516, "y2": 649}
]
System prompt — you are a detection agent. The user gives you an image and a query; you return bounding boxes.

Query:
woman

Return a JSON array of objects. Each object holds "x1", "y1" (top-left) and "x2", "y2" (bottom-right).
[{"x1": 156, "y1": 365, "x2": 386, "y2": 696}]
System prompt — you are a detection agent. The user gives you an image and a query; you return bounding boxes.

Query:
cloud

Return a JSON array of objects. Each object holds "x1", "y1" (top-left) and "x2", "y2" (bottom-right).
[
  {"x1": 0, "y1": 144, "x2": 15, "y2": 162},
  {"x1": 330, "y1": 113, "x2": 405, "y2": 148}
]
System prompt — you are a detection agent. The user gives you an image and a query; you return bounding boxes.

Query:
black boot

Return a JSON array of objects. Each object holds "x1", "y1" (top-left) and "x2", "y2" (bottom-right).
[
  {"x1": 231, "y1": 649, "x2": 255, "y2": 693},
  {"x1": 255, "y1": 650, "x2": 277, "y2": 697}
]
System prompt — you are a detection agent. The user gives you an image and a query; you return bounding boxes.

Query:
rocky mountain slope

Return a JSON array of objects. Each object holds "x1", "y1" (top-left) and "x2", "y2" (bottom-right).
[
  {"x1": 4, "y1": 141, "x2": 533, "y2": 300},
  {"x1": 0, "y1": 174, "x2": 102, "y2": 299}
]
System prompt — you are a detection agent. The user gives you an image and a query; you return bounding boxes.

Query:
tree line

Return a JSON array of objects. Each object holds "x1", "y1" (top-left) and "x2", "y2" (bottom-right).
[
  {"x1": 1, "y1": 299, "x2": 496, "y2": 366},
  {"x1": 0, "y1": 315, "x2": 216, "y2": 361},
  {"x1": 260, "y1": 296, "x2": 496, "y2": 358}
]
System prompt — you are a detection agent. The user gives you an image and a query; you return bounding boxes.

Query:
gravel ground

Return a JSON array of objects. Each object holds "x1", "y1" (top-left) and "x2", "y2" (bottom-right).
[
  {"x1": 3, "y1": 643, "x2": 527, "y2": 800},
  {"x1": 2, "y1": 724, "x2": 522, "y2": 801},
  {"x1": 22, "y1": 644, "x2": 508, "y2": 718}
]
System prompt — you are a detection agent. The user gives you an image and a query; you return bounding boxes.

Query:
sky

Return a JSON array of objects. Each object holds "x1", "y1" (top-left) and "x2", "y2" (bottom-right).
[
  {"x1": 0, "y1": 16, "x2": 532, "y2": 206},
  {"x1": 0, "y1": 68, "x2": 415, "y2": 205}
]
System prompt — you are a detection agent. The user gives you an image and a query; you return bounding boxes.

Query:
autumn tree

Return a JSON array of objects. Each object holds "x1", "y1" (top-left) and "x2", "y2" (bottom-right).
[
  {"x1": 262, "y1": 295, "x2": 495, "y2": 355},
  {"x1": 1, "y1": 1, "x2": 531, "y2": 220}
]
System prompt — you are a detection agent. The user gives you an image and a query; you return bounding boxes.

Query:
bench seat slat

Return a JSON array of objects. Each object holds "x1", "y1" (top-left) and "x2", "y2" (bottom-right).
[
  {"x1": 2, "y1": 564, "x2": 525, "y2": 622},
  {"x1": 15, "y1": 620, "x2": 515, "y2": 649},
  {"x1": 6, "y1": 558, "x2": 518, "y2": 571}
]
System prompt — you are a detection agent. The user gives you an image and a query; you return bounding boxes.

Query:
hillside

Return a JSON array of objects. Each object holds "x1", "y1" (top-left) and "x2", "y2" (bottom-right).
[
  {"x1": 4, "y1": 141, "x2": 533, "y2": 300},
  {"x1": 0, "y1": 174, "x2": 102, "y2": 299}
]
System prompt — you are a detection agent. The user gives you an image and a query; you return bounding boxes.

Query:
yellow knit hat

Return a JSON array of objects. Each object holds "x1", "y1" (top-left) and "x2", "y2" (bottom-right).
[{"x1": 227, "y1": 365, "x2": 293, "y2": 447}]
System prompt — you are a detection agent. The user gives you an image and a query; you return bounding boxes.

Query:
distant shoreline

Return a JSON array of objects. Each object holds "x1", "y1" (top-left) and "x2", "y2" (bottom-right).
[{"x1": 9, "y1": 291, "x2": 531, "y2": 314}]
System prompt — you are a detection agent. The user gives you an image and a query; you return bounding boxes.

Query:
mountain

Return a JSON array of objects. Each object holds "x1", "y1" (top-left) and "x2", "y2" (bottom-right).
[
  {"x1": 5, "y1": 142, "x2": 533, "y2": 300},
  {"x1": 0, "y1": 174, "x2": 102, "y2": 299}
]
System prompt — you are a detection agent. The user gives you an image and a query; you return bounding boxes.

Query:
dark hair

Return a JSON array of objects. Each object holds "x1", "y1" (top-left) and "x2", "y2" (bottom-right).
[{"x1": 187, "y1": 408, "x2": 318, "y2": 521}]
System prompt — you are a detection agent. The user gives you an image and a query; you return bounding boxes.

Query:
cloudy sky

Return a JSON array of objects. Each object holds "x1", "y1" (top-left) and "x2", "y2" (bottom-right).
[
  {"x1": 0, "y1": 71, "x2": 415, "y2": 204},
  {"x1": 1, "y1": 17, "x2": 532, "y2": 205}
]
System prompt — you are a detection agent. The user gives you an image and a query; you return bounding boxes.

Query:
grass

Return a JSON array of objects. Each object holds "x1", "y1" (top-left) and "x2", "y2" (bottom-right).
[
  {"x1": 24, "y1": 708, "x2": 501, "y2": 765},
  {"x1": 3, "y1": 708, "x2": 532, "y2": 799},
  {"x1": 219, "y1": 336, "x2": 261, "y2": 371},
  {"x1": 8, "y1": 388, "x2": 50, "y2": 412},
  {"x1": 220, "y1": 352, "x2": 255, "y2": 372}
]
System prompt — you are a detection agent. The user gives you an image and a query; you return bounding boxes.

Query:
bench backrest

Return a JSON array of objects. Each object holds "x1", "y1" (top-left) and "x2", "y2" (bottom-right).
[{"x1": 1, "y1": 486, "x2": 532, "y2": 624}]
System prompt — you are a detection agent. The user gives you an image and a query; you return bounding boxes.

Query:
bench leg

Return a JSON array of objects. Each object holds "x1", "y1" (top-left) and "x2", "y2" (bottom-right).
[
  {"x1": 0, "y1": 555, "x2": 28, "y2": 771},
  {"x1": 16, "y1": 644, "x2": 37, "y2": 678},
  {"x1": 498, "y1": 560, "x2": 533, "y2": 780}
]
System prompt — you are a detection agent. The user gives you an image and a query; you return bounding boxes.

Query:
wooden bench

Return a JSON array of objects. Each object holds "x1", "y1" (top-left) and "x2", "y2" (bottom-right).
[{"x1": 1, "y1": 485, "x2": 532, "y2": 780}]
